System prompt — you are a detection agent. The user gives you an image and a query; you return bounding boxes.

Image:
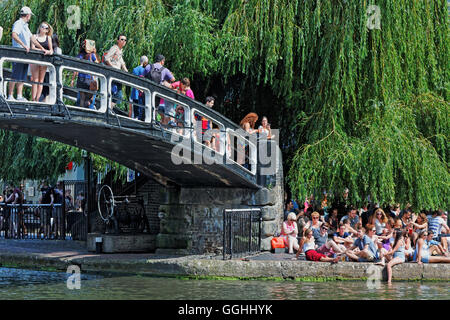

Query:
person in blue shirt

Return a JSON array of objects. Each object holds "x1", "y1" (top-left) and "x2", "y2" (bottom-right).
[
  {"x1": 345, "y1": 226, "x2": 380, "y2": 262},
  {"x1": 130, "y1": 56, "x2": 148, "y2": 121},
  {"x1": 333, "y1": 223, "x2": 354, "y2": 248}
]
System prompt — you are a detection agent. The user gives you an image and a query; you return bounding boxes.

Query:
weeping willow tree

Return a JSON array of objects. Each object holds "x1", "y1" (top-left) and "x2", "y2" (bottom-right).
[{"x1": 0, "y1": 0, "x2": 448, "y2": 209}]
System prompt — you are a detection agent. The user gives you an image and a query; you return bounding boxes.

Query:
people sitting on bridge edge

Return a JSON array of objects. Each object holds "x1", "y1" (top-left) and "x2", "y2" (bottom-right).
[
  {"x1": 30, "y1": 22, "x2": 54, "y2": 102},
  {"x1": 296, "y1": 229, "x2": 340, "y2": 263},
  {"x1": 71, "y1": 40, "x2": 99, "y2": 109},
  {"x1": 130, "y1": 55, "x2": 148, "y2": 121},
  {"x1": 281, "y1": 212, "x2": 299, "y2": 254},
  {"x1": 8, "y1": 7, "x2": 50, "y2": 102},
  {"x1": 104, "y1": 34, "x2": 128, "y2": 108}
]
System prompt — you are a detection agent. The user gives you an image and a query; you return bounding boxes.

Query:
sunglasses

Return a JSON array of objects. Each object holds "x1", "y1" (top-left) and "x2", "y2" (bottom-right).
[
  {"x1": 119, "y1": 38, "x2": 127, "y2": 42},
  {"x1": 313, "y1": 217, "x2": 319, "y2": 219},
  {"x1": 322, "y1": 228, "x2": 328, "y2": 231},
  {"x1": 41, "y1": 25, "x2": 49, "y2": 29}
]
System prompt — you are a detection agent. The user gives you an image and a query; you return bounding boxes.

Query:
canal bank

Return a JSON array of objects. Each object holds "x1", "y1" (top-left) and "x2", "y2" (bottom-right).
[{"x1": 0, "y1": 239, "x2": 449, "y2": 281}]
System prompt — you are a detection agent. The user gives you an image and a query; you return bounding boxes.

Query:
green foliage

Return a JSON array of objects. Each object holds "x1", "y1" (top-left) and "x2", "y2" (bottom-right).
[{"x1": 0, "y1": 0, "x2": 448, "y2": 209}]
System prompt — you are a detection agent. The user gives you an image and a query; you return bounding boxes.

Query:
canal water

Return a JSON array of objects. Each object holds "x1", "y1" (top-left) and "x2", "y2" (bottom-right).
[{"x1": 0, "y1": 267, "x2": 448, "y2": 300}]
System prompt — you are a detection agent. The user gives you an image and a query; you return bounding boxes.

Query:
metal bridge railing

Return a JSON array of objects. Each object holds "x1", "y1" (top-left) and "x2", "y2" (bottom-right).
[
  {"x1": 0, "y1": 47, "x2": 261, "y2": 177},
  {"x1": 223, "y1": 208, "x2": 262, "y2": 260}
]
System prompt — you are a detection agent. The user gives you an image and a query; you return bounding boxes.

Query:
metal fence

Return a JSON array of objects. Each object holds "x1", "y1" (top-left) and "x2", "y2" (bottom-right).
[
  {"x1": 0, "y1": 204, "x2": 63, "y2": 239},
  {"x1": 223, "y1": 208, "x2": 262, "y2": 260},
  {"x1": 0, "y1": 180, "x2": 90, "y2": 241},
  {"x1": 63, "y1": 180, "x2": 89, "y2": 241}
]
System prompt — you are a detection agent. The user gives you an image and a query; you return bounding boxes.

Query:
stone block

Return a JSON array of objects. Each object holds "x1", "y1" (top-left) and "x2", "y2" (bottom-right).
[
  {"x1": 261, "y1": 205, "x2": 279, "y2": 221},
  {"x1": 160, "y1": 219, "x2": 189, "y2": 234},
  {"x1": 261, "y1": 236, "x2": 273, "y2": 251},
  {"x1": 262, "y1": 220, "x2": 278, "y2": 237},
  {"x1": 156, "y1": 233, "x2": 190, "y2": 249},
  {"x1": 422, "y1": 263, "x2": 448, "y2": 280},
  {"x1": 179, "y1": 188, "x2": 253, "y2": 205},
  {"x1": 159, "y1": 204, "x2": 187, "y2": 220},
  {"x1": 87, "y1": 233, "x2": 156, "y2": 253},
  {"x1": 252, "y1": 188, "x2": 276, "y2": 206}
]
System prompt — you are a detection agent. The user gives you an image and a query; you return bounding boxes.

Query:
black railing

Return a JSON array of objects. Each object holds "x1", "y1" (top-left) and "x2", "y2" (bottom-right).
[
  {"x1": 0, "y1": 204, "x2": 63, "y2": 239},
  {"x1": 223, "y1": 208, "x2": 262, "y2": 260},
  {"x1": 63, "y1": 180, "x2": 89, "y2": 241}
]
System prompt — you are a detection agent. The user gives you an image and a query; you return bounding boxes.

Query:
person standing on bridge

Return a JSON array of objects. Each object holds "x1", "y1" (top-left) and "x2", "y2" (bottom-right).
[
  {"x1": 7, "y1": 7, "x2": 50, "y2": 102},
  {"x1": 104, "y1": 34, "x2": 128, "y2": 108},
  {"x1": 130, "y1": 55, "x2": 148, "y2": 121},
  {"x1": 30, "y1": 22, "x2": 54, "y2": 102},
  {"x1": 145, "y1": 54, "x2": 176, "y2": 124}
]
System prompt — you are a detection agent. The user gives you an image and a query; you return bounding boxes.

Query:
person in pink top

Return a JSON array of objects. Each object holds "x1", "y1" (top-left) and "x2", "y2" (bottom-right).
[
  {"x1": 172, "y1": 77, "x2": 195, "y2": 99},
  {"x1": 281, "y1": 212, "x2": 299, "y2": 254}
]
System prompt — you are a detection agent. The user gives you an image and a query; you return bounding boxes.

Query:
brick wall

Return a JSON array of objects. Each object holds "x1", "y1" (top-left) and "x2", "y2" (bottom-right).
[{"x1": 137, "y1": 178, "x2": 163, "y2": 235}]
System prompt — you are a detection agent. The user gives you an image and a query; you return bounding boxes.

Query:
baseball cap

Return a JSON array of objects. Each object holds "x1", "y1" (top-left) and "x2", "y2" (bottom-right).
[{"x1": 20, "y1": 6, "x2": 34, "y2": 16}]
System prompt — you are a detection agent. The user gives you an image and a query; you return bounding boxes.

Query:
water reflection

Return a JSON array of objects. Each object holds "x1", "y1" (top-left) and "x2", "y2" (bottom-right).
[{"x1": 0, "y1": 268, "x2": 448, "y2": 300}]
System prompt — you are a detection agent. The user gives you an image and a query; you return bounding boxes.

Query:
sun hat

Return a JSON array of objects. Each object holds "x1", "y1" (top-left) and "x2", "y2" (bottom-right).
[{"x1": 20, "y1": 6, "x2": 34, "y2": 16}]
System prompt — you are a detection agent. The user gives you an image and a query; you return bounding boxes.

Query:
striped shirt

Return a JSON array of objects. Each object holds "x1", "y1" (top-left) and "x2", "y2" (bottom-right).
[{"x1": 428, "y1": 216, "x2": 445, "y2": 237}]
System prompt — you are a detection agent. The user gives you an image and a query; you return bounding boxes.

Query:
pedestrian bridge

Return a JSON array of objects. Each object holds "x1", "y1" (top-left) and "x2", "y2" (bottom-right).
[{"x1": 0, "y1": 46, "x2": 280, "y2": 189}]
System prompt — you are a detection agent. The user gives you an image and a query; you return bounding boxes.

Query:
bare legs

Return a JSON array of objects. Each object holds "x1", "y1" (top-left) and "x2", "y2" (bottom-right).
[
  {"x1": 287, "y1": 235, "x2": 299, "y2": 254},
  {"x1": 386, "y1": 257, "x2": 404, "y2": 284}
]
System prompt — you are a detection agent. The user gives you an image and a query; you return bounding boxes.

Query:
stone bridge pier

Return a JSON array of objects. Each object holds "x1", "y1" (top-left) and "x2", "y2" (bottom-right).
[{"x1": 155, "y1": 144, "x2": 284, "y2": 255}]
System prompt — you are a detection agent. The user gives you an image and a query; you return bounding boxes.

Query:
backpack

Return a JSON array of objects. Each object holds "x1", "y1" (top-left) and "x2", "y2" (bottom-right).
[{"x1": 147, "y1": 64, "x2": 165, "y2": 84}]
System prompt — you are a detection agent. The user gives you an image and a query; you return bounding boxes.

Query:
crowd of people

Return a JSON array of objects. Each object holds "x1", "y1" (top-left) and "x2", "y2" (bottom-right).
[
  {"x1": 0, "y1": 181, "x2": 85, "y2": 239},
  {"x1": 282, "y1": 189, "x2": 450, "y2": 283}
]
